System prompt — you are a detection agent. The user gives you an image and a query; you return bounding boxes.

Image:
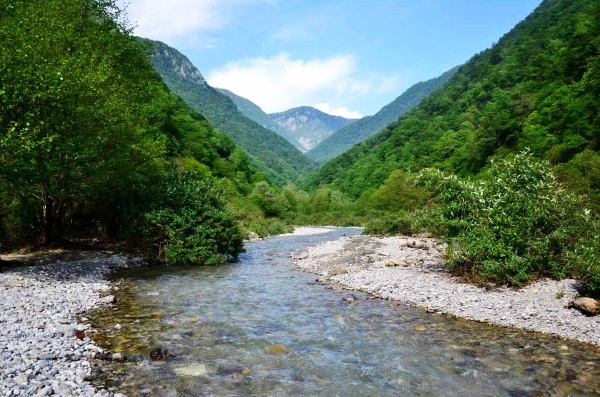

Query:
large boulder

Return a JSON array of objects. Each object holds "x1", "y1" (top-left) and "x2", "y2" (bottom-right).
[{"x1": 571, "y1": 297, "x2": 599, "y2": 315}]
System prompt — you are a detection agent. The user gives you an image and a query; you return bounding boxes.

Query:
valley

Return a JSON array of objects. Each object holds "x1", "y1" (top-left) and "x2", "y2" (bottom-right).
[{"x1": 1, "y1": 0, "x2": 599, "y2": 396}]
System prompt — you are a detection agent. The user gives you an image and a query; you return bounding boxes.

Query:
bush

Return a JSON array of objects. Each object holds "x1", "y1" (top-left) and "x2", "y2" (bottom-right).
[
  {"x1": 144, "y1": 173, "x2": 244, "y2": 265},
  {"x1": 416, "y1": 151, "x2": 592, "y2": 287}
]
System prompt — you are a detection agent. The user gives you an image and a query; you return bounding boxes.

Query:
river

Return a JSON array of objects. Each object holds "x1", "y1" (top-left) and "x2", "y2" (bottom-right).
[{"x1": 88, "y1": 227, "x2": 600, "y2": 396}]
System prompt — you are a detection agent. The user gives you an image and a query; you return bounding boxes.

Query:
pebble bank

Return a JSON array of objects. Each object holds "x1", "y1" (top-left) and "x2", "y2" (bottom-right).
[
  {"x1": 0, "y1": 252, "x2": 134, "y2": 397},
  {"x1": 293, "y1": 233, "x2": 600, "y2": 346}
]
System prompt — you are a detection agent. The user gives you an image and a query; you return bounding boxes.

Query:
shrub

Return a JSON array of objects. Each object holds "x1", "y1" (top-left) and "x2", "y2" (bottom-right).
[
  {"x1": 416, "y1": 151, "x2": 591, "y2": 287},
  {"x1": 144, "y1": 173, "x2": 244, "y2": 265}
]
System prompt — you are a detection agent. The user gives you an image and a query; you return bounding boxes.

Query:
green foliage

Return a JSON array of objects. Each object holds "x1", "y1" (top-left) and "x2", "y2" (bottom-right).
[
  {"x1": 358, "y1": 170, "x2": 429, "y2": 212},
  {"x1": 0, "y1": 0, "x2": 166, "y2": 245},
  {"x1": 249, "y1": 182, "x2": 290, "y2": 218},
  {"x1": 308, "y1": 0, "x2": 600, "y2": 198},
  {"x1": 0, "y1": 0, "x2": 261, "y2": 266},
  {"x1": 144, "y1": 173, "x2": 244, "y2": 265},
  {"x1": 416, "y1": 152, "x2": 595, "y2": 288}
]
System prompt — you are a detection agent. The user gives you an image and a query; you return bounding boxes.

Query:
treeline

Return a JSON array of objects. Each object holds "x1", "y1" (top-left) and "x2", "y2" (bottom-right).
[{"x1": 0, "y1": 0, "x2": 274, "y2": 264}]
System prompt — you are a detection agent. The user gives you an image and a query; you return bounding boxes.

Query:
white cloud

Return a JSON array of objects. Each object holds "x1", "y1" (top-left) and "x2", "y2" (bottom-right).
[
  {"x1": 207, "y1": 53, "x2": 378, "y2": 115},
  {"x1": 313, "y1": 104, "x2": 363, "y2": 119},
  {"x1": 119, "y1": 0, "x2": 266, "y2": 42}
]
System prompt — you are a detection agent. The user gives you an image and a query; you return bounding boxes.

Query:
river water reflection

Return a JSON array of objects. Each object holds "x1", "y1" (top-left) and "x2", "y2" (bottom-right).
[{"x1": 88, "y1": 227, "x2": 600, "y2": 396}]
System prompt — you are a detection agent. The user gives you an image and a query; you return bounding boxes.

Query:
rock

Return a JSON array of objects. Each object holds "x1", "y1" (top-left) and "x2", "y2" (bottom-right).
[
  {"x1": 265, "y1": 344, "x2": 289, "y2": 354},
  {"x1": 242, "y1": 368, "x2": 251, "y2": 376},
  {"x1": 570, "y1": 297, "x2": 599, "y2": 315},
  {"x1": 112, "y1": 352, "x2": 125, "y2": 362},
  {"x1": 149, "y1": 347, "x2": 174, "y2": 361},
  {"x1": 14, "y1": 375, "x2": 28, "y2": 385},
  {"x1": 34, "y1": 386, "x2": 53, "y2": 397},
  {"x1": 174, "y1": 363, "x2": 209, "y2": 377},
  {"x1": 414, "y1": 325, "x2": 428, "y2": 332},
  {"x1": 99, "y1": 295, "x2": 116, "y2": 304}
]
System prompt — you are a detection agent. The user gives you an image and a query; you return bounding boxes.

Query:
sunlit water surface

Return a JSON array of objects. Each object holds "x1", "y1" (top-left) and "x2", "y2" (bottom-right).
[{"x1": 88, "y1": 228, "x2": 600, "y2": 396}]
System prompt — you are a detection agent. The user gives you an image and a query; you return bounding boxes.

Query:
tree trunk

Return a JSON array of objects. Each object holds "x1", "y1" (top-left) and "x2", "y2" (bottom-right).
[{"x1": 39, "y1": 182, "x2": 63, "y2": 246}]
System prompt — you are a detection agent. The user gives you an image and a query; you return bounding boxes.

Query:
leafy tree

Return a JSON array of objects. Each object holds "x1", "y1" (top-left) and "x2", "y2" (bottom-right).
[
  {"x1": 0, "y1": 0, "x2": 165, "y2": 244},
  {"x1": 144, "y1": 173, "x2": 244, "y2": 265}
]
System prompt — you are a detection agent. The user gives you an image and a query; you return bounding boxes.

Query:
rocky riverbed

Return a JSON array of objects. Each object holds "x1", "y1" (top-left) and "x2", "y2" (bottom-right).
[
  {"x1": 0, "y1": 251, "x2": 135, "y2": 397},
  {"x1": 293, "y1": 233, "x2": 600, "y2": 346}
]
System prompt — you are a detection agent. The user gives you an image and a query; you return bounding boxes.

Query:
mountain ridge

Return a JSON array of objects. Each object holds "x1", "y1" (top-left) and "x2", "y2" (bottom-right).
[
  {"x1": 306, "y1": 66, "x2": 459, "y2": 164},
  {"x1": 146, "y1": 39, "x2": 316, "y2": 186}
]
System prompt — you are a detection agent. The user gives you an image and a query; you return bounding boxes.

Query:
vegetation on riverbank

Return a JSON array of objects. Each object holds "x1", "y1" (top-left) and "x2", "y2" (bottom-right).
[{"x1": 0, "y1": 0, "x2": 267, "y2": 264}]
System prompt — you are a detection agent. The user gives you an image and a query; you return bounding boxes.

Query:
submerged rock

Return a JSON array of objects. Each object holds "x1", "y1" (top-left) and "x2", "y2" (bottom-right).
[
  {"x1": 265, "y1": 344, "x2": 289, "y2": 354},
  {"x1": 173, "y1": 363, "x2": 208, "y2": 377}
]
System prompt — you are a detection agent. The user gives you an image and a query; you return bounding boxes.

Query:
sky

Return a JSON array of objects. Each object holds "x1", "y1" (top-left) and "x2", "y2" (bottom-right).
[{"x1": 120, "y1": 0, "x2": 543, "y2": 118}]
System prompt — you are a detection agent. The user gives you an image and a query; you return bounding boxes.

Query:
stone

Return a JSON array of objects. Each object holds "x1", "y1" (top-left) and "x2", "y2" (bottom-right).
[
  {"x1": 99, "y1": 295, "x2": 116, "y2": 304},
  {"x1": 571, "y1": 297, "x2": 599, "y2": 315},
  {"x1": 34, "y1": 386, "x2": 53, "y2": 397},
  {"x1": 14, "y1": 374, "x2": 28, "y2": 385},
  {"x1": 112, "y1": 352, "x2": 125, "y2": 362},
  {"x1": 265, "y1": 344, "x2": 289, "y2": 354},
  {"x1": 173, "y1": 363, "x2": 208, "y2": 377}
]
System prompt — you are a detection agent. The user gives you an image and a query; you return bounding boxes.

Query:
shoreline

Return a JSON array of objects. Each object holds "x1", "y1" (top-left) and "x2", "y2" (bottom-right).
[
  {"x1": 293, "y1": 233, "x2": 600, "y2": 347},
  {"x1": 0, "y1": 251, "x2": 135, "y2": 397}
]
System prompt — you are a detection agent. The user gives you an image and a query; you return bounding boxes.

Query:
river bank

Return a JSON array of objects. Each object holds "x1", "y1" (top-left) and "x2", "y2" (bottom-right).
[
  {"x1": 0, "y1": 251, "x2": 136, "y2": 397},
  {"x1": 293, "y1": 232, "x2": 600, "y2": 347}
]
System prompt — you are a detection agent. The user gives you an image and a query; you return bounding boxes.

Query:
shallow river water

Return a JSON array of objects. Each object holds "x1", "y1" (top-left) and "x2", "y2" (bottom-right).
[{"x1": 88, "y1": 228, "x2": 600, "y2": 396}]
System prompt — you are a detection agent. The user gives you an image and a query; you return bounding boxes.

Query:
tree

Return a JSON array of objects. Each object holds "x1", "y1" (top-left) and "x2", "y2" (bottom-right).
[{"x1": 0, "y1": 0, "x2": 166, "y2": 244}]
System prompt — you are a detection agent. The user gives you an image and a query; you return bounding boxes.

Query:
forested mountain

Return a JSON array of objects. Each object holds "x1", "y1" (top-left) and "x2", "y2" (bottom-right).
[
  {"x1": 148, "y1": 40, "x2": 316, "y2": 185},
  {"x1": 216, "y1": 88, "x2": 289, "y2": 139},
  {"x1": 268, "y1": 106, "x2": 358, "y2": 152},
  {"x1": 307, "y1": 0, "x2": 600, "y2": 199},
  {"x1": 306, "y1": 67, "x2": 458, "y2": 164}
]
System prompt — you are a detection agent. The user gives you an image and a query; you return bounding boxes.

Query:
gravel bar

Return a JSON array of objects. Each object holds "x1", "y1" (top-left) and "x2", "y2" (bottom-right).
[
  {"x1": 293, "y1": 233, "x2": 600, "y2": 346},
  {"x1": 0, "y1": 251, "x2": 136, "y2": 397}
]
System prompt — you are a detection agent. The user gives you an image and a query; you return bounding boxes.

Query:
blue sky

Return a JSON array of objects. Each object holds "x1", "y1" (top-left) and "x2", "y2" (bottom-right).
[{"x1": 122, "y1": 0, "x2": 542, "y2": 118}]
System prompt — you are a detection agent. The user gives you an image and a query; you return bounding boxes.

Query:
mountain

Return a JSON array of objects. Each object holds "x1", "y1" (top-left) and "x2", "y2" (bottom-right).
[
  {"x1": 307, "y1": 0, "x2": 600, "y2": 198},
  {"x1": 216, "y1": 88, "x2": 289, "y2": 138},
  {"x1": 147, "y1": 40, "x2": 316, "y2": 185},
  {"x1": 268, "y1": 106, "x2": 358, "y2": 152},
  {"x1": 306, "y1": 67, "x2": 459, "y2": 164}
]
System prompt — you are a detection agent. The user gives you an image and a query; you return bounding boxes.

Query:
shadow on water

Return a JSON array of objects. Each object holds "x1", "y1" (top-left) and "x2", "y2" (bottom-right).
[{"x1": 87, "y1": 228, "x2": 600, "y2": 397}]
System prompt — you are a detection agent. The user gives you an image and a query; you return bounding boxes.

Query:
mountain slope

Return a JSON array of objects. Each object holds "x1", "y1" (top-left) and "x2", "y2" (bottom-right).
[
  {"x1": 216, "y1": 88, "x2": 289, "y2": 138},
  {"x1": 307, "y1": 0, "x2": 600, "y2": 198},
  {"x1": 306, "y1": 67, "x2": 458, "y2": 164},
  {"x1": 269, "y1": 106, "x2": 358, "y2": 152},
  {"x1": 148, "y1": 40, "x2": 316, "y2": 185}
]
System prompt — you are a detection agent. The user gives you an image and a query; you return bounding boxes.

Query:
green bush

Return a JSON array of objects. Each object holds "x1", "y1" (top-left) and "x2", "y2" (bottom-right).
[
  {"x1": 144, "y1": 173, "x2": 244, "y2": 265},
  {"x1": 416, "y1": 151, "x2": 593, "y2": 287}
]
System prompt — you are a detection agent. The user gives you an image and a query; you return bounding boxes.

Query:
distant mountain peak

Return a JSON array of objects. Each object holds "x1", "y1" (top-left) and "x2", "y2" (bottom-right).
[{"x1": 268, "y1": 106, "x2": 358, "y2": 152}]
